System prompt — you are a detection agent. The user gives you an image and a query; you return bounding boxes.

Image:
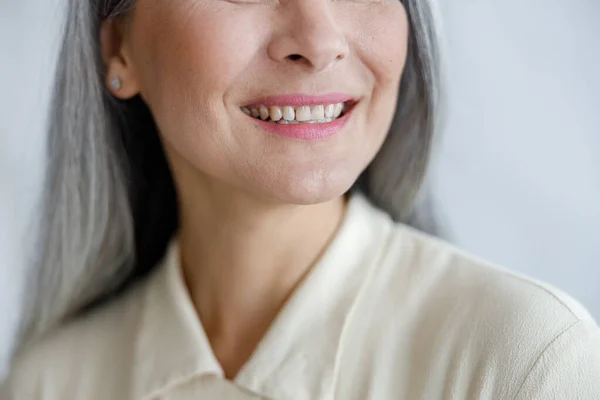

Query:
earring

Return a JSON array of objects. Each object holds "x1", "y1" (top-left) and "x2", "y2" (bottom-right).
[{"x1": 110, "y1": 77, "x2": 122, "y2": 90}]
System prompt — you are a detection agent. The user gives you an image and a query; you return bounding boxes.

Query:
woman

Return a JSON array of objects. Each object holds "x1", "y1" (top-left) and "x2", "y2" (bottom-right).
[{"x1": 2, "y1": 0, "x2": 599, "y2": 398}]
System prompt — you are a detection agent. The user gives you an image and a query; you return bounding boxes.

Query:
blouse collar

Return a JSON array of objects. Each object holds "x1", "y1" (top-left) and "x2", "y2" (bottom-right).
[{"x1": 131, "y1": 190, "x2": 393, "y2": 399}]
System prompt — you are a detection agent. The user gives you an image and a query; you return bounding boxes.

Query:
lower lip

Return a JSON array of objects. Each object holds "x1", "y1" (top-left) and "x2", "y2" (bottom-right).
[{"x1": 248, "y1": 107, "x2": 354, "y2": 141}]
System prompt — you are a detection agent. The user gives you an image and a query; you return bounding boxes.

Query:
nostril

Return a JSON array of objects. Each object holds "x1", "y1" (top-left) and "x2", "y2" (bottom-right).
[{"x1": 287, "y1": 54, "x2": 303, "y2": 61}]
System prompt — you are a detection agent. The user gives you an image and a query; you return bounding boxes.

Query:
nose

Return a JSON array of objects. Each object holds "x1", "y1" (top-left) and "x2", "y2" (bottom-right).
[{"x1": 268, "y1": 0, "x2": 350, "y2": 72}]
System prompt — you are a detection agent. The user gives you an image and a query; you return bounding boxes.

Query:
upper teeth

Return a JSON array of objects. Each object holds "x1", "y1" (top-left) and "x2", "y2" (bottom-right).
[{"x1": 242, "y1": 103, "x2": 345, "y2": 123}]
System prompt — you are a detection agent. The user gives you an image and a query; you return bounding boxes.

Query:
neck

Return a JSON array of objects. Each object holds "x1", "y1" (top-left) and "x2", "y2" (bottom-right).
[{"x1": 175, "y1": 170, "x2": 348, "y2": 357}]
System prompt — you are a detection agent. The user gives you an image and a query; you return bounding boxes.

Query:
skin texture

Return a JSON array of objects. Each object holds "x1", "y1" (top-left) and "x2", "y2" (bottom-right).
[{"x1": 101, "y1": 0, "x2": 409, "y2": 379}]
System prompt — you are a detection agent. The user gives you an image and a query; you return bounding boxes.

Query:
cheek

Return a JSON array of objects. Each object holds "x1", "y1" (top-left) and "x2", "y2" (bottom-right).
[
  {"x1": 350, "y1": 1, "x2": 409, "y2": 85},
  {"x1": 129, "y1": 4, "x2": 261, "y2": 123},
  {"x1": 346, "y1": 1, "x2": 409, "y2": 139},
  {"x1": 127, "y1": 3, "x2": 270, "y2": 174}
]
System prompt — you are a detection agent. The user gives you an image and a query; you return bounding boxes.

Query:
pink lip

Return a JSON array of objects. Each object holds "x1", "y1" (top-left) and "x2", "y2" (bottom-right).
[
  {"x1": 248, "y1": 102, "x2": 357, "y2": 141},
  {"x1": 243, "y1": 93, "x2": 356, "y2": 108}
]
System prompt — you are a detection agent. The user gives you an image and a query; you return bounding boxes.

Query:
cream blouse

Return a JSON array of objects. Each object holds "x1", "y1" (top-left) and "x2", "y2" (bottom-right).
[{"x1": 2, "y1": 192, "x2": 600, "y2": 399}]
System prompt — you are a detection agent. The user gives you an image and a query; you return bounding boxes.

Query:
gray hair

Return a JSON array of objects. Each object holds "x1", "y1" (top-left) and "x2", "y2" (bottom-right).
[{"x1": 19, "y1": 0, "x2": 444, "y2": 346}]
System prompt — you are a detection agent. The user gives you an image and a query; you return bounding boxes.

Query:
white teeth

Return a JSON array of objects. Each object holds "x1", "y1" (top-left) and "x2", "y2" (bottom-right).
[
  {"x1": 269, "y1": 106, "x2": 282, "y2": 121},
  {"x1": 295, "y1": 106, "x2": 311, "y2": 122},
  {"x1": 311, "y1": 105, "x2": 325, "y2": 120},
  {"x1": 324, "y1": 104, "x2": 335, "y2": 118},
  {"x1": 333, "y1": 103, "x2": 343, "y2": 118},
  {"x1": 282, "y1": 106, "x2": 295, "y2": 121},
  {"x1": 259, "y1": 105, "x2": 269, "y2": 120},
  {"x1": 307, "y1": 118, "x2": 334, "y2": 124},
  {"x1": 243, "y1": 102, "x2": 349, "y2": 123}
]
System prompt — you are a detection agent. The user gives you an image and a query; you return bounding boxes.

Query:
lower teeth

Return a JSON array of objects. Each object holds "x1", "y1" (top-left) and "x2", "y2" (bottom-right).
[{"x1": 275, "y1": 118, "x2": 335, "y2": 124}]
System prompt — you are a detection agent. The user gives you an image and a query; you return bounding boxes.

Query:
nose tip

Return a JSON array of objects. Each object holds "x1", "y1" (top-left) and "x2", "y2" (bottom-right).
[
  {"x1": 268, "y1": 6, "x2": 350, "y2": 71},
  {"x1": 283, "y1": 37, "x2": 348, "y2": 70}
]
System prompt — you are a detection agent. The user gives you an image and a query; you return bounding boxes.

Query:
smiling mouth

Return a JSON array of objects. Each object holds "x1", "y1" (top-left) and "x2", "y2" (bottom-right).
[{"x1": 241, "y1": 101, "x2": 355, "y2": 124}]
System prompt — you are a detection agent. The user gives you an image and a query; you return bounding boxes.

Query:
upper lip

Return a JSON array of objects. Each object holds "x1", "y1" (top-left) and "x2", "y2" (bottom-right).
[{"x1": 242, "y1": 93, "x2": 357, "y2": 108}]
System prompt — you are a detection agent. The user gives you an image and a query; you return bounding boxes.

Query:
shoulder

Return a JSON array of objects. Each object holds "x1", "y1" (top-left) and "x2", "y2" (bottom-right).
[
  {"x1": 345, "y1": 220, "x2": 600, "y2": 397},
  {"x1": 2, "y1": 279, "x2": 148, "y2": 399},
  {"x1": 382, "y1": 222, "x2": 595, "y2": 324}
]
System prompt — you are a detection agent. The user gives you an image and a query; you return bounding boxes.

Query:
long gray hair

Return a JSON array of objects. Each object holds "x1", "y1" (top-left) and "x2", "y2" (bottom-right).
[{"x1": 20, "y1": 0, "x2": 444, "y2": 345}]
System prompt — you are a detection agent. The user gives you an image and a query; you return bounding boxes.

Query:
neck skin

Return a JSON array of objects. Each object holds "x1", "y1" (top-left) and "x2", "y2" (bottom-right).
[{"x1": 166, "y1": 148, "x2": 348, "y2": 378}]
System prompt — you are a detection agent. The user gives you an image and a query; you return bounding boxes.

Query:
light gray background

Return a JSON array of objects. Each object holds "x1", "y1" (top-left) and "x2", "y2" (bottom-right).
[
  {"x1": 1, "y1": 0, "x2": 598, "y2": 379},
  {"x1": 430, "y1": 0, "x2": 599, "y2": 319},
  {"x1": 1, "y1": 0, "x2": 64, "y2": 379}
]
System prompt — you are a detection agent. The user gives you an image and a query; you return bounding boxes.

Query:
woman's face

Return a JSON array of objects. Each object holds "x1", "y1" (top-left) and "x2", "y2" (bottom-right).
[{"x1": 110, "y1": 0, "x2": 409, "y2": 204}]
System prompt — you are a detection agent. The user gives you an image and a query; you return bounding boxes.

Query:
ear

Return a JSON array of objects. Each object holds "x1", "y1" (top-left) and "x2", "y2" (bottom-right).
[{"x1": 100, "y1": 19, "x2": 140, "y2": 99}]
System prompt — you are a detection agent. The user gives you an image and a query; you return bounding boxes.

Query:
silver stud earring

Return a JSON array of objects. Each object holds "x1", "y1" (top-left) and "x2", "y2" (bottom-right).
[{"x1": 110, "y1": 77, "x2": 122, "y2": 91}]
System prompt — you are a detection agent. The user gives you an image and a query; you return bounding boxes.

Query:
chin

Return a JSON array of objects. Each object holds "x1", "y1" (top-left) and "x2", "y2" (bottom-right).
[{"x1": 256, "y1": 167, "x2": 359, "y2": 206}]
